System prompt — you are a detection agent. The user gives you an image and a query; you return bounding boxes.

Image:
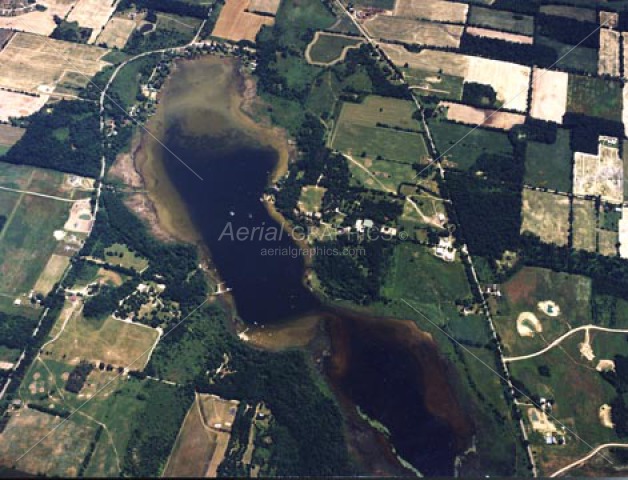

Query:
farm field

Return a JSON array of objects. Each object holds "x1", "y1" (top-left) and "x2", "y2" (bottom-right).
[
  {"x1": 429, "y1": 119, "x2": 512, "y2": 171},
  {"x1": 306, "y1": 32, "x2": 363, "y2": 65},
  {"x1": 404, "y1": 69, "x2": 464, "y2": 100},
  {"x1": 382, "y1": 43, "x2": 469, "y2": 76},
  {"x1": 0, "y1": 33, "x2": 110, "y2": 95},
  {"x1": 468, "y1": 6, "x2": 534, "y2": 35},
  {"x1": 567, "y1": 75, "x2": 622, "y2": 122},
  {"x1": 524, "y1": 129, "x2": 573, "y2": 192},
  {"x1": 530, "y1": 68, "x2": 568, "y2": 123},
  {"x1": 536, "y1": 36, "x2": 598, "y2": 75},
  {"x1": 598, "y1": 229, "x2": 618, "y2": 256},
  {"x1": 598, "y1": 28, "x2": 620, "y2": 77},
  {"x1": 96, "y1": 16, "x2": 136, "y2": 49},
  {"x1": 572, "y1": 198, "x2": 597, "y2": 252},
  {"x1": 331, "y1": 95, "x2": 428, "y2": 165},
  {"x1": 363, "y1": 16, "x2": 464, "y2": 48},
  {"x1": 164, "y1": 394, "x2": 238, "y2": 477},
  {"x1": 465, "y1": 27, "x2": 533, "y2": 44},
  {"x1": 539, "y1": 4, "x2": 596, "y2": 22},
  {"x1": 465, "y1": 57, "x2": 531, "y2": 112},
  {"x1": 573, "y1": 138, "x2": 623, "y2": 204},
  {"x1": 493, "y1": 266, "x2": 593, "y2": 358},
  {"x1": 0, "y1": 124, "x2": 25, "y2": 147},
  {"x1": 66, "y1": 0, "x2": 119, "y2": 44},
  {"x1": 349, "y1": 0, "x2": 396, "y2": 9},
  {"x1": 520, "y1": 189, "x2": 570, "y2": 247},
  {"x1": 0, "y1": 90, "x2": 49, "y2": 122},
  {"x1": 392, "y1": 0, "x2": 468, "y2": 24},
  {"x1": 43, "y1": 300, "x2": 160, "y2": 370},
  {"x1": 347, "y1": 156, "x2": 416, "y2": 193},
  {"x1": 0, "y1": 0, "x2": 77, "y2": 36},
  {"x1": 0, "y1": 408, "x2": 99, "y2": 476},
  {"x1": 212, "y1": 0, "x2": 274, "y2": 42},
  {"x1": 248, "y1": 0, "x2": 281, "y2": 15},
  {"x1": 440, "y1": 102, "x2": 526, "y2": 130}
]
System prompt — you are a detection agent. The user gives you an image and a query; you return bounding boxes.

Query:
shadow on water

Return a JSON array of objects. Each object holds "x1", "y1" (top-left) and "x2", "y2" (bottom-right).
[{"x1": 147, "y1": 57, "x2": 472, "y2": 475}]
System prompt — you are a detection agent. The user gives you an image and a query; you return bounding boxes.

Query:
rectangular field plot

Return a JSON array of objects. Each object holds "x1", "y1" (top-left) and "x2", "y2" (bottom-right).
[
  {"x1": 95, "y1": 16, "x2": 136, "y2": 49},
  {"x1": 429, "y1": 119, "x2": 512, "y2": 171},
  {"x1": 0, "y1": 124, "x2": 25, "y2": 147},
  {"x1": 347, "y1": 156, "x2": 417, "y2": 193},
  {"x1": 598, "y1": 229, "x2": 618, "y2": 256},
  {"x1": 468, "y1": 6, "x2": 534, "y2": 35},
  {"x1": 465, "y1": 27, "x2": 533, "y2": 44},
  {"x1": 43, "y1": 301, "x2": 160, "y2": 370},
  {"x1": 567, "y1": 74, "x2": 622, "y2": 122},
  {"x1": 536, "y1": 36, "x2": 598, "y2": 75},
  {"x1": 392, "y1": 0, "x2": 468, "y2": 24},
  {"x1": 539, "y1": 4, "x2": 596, "y2": 22},
  {"x1": 440, "y1": 102, "x2": 526, "y2": 130},
  {"x1": 382, "y1": 43, "x2": 469, "y2": 76},
  {"x1": 520, "y1": 189, "x2": 570, "y2": 247},
  {"x1": 465, "y1": 56, "x2": 531, "y2": 112},
  {"x1": 0, "y1": 409, "x2": 99, "y2": 477},
  {"x1": 248, "y1": 0, "x2": 281, "y2": 15},
  {"x1": 363, "y1": 16, "x2": 464, "y2": 48},
  {"x1": 0, "y1": 90, "x2": 49, "y2": 122},
  {"x1": 66, "y1": 0, "x2": 118, "y2": 43},
  {"x1": 212, "y1": 0, "x2": 274, "y2": 42},
  {"x1": 530, "y1": 68, "x2": 568, "y2": 123},
  {"x1": 599, "y1": 29, "x2": 620, "y2": 77},
  {"x1": 572, "y1": 198, "x2": 597, "y2": 252},
  {"x1": 494, "y1": 266, "x2": 592, "y2": 358},
  {"x1": 0, "y1": 32, "x2": 110, "y2": 94},
  {"x1": 0, "y1": 0, "x2": 77, "y2": 36},
  {"x1": 573, "y1": 137, "x2": 623, "y2": 204},
  {"x1": 331, "y1": 96, "x2": 428, "y2": 165},
  {"x1": 524, "y1": 129, "x2": 573, "y2": 192}
]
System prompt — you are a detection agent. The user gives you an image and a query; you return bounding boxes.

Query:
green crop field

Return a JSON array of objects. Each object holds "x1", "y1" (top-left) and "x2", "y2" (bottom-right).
[
  {"x1": 536, "y1": 36, "x2": 598, "y2": 75},
  {"x1": 0, "y1": 193, "x2": 71, "y2": 295},
  {"x1": 524, "y1": 129, "x2": 573, "y2": 192},
  {"x1": 429, "y1": 119, "x2": 512, "y2": 170},
  {"x1": 567, "y1": 75, "x2": 622, "y2": 121},
  {"x1": 332, "y1": 95, "x2": 428, "y2": 165},
  {"x1": 308, "y1": 33, "x2": 362, "y2": 64},
  {"x1": 468, "y1": 6, "x2": 535, "y2": 35}
]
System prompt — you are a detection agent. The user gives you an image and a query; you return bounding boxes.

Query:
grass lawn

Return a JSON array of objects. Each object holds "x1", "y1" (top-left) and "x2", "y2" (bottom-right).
[
  {"x1": 571, "y1": 198, "x2": 597, "y2": 252},
  {"x1": 347, "y1": 156, "x2": 416, "y2": 193},
  {"x1": 274, "y1": 0, "x2": 336, "y2": 51},
  {"x1": 103, "y1": 243, "x2": 149, "y2": 272},
  {"x1": 298, "y1": 186, "x2": 326, "y2": 212},
  {"x1": 110, "y1": 53, "x2": 161, "y2": 110},
  {"x1": 567, "y1": 75, "x2": 622, "y2": 121},
  {"x1": 429, "y1": 119, "x2": 513, "y2": 170},
  {"x1": 524, "y1": 129, "x2": 573, "y2": 192},
  {"x1": 0, "y1": 145, "x2": 10, "y2": 156},
  {"x1": 493, "y1": 267, "x2": 593, "y2": 358},
  {"x1": 332, "y1": 95, "x2": 427, "y2": 165},
  {"x1": 0, "y1": 193, "x2": 70, "y2": 295},
  {"x1": 308, "y1": 33, "x2": 362, "y2": 64}
]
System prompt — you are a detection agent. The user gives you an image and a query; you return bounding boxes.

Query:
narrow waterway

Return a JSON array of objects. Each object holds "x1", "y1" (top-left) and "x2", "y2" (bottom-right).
[{"x1": 136, "y1": 56, "x2": 471, "y2": 476}]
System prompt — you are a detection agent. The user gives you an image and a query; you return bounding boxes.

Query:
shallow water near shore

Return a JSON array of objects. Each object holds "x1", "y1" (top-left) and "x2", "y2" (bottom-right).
[{"x1": 136, "y1": 55, "x2": 471, "y2": 475}]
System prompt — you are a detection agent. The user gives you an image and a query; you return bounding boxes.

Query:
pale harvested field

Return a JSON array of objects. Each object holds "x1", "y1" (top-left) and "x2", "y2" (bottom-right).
[
  {"x1": 529, "y1": 68, "x2": 568, "y2": 123},
  {"x1": 573, "y1": 140, "x2": 623, "y2": 204},
  {"x1": 0, "y1": 0, "x2": 77, "y2": 36},
  {"x1": 67, "y1": 0, "x2": 119, "y2": 44},
  {"x1": 33, "y1": 254, "x2": 71, "y2": 295},
  {"x1": 521, "y1": 189, "x2": 570, "y2": 246},
  {"x1": 247, "y1": 0, "x2": 280, "y2": 16},
  {"x1": 364, "y1": 16, "x2": 464, "y2": 48},
  {"x1": 0, "y1": 409, "x2": 98, "y2": 476},
  {"x1": 620, "y1": 207, "x2": 628, "y2": 259},
  {"x1": 441, "y1": 102, "x2": 525, "y2": 130},
  {"x1": 624, "y1": 83, "x2": 628, "y2": 138},
  {"x1": 0, "y1": 124, "x2": 25, "y2": 146},
  {"x1": 572, "y1": 198, "x2": 597, "y2": 252},
  {"x1": 539, "y1": 5, "x2": 596, "y2": 22},
  {"x1": 212, "y1": 0, "x2": 274, "y2": 43},
  {"x1": 381, "y1": 43, "x2": 469, "y2": 76},
  {"x1": 600, "y1": 11, "x2": 619, "y2": 28},
  {"x1": 94, "y1": 16, "x2": 135, "y2": 49},
  {"x1": 0, "y1": 33, "x2": 110, "y2": 94},
  {"x1": 393, "y1": 0, "x2": 468, "y2": 24},
  {"x1": 623, "y1": 33, "x2": 628, "y2": 81},
  {"x1": 0, "y1": 89, "x2": 49, "y2": 121},
  {"x1": 466, "y1": 26, "x2": 533, "y2": 44},
  {"x1": 465, "y1": 56, "x2": 531, "y2": 112},
  {"x1": 599, "y1": 29, "x2": 620, "y2": 77},
  {"x1": 598, "y1": 229, "x2": 618, "y2": 256}
]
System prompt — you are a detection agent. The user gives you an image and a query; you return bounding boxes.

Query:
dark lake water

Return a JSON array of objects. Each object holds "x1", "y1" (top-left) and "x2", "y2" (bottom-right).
[{"x1": 151, "y1": 57, "x2": 471, "y2": 476}]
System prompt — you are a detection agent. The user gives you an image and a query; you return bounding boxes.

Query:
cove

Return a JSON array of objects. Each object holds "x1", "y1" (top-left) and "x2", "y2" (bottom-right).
[{"x1": 136, "y1": 56, "x2": 471, "y2": 475}]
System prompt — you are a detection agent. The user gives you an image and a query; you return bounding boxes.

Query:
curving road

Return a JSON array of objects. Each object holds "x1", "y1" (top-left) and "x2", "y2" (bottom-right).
[
  {"x1": 504, "y1": 325, "x2": 628, "y2": 363},
  {"x1": 550, "y1": 443, "x2": 628, "y2": 477}
]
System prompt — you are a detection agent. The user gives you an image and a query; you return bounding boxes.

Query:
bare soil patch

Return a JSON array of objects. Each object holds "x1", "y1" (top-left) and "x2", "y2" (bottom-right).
[
  {"x1": 67, "y1": 0, "x2": 119, "y2": 43},
  {"x1": 0, "y1": 90, "x2": 49, "y2": 121},
  {"x1": 573, "y1": 138, "x2": 623, "y2": 204},
  {"x1": 0, "y1": 123, "x2": 25, "y2": 145},
  {"x1": 530, "y1": 68, "x2": 568, "y2": 123},
  {"x1": 466, "y1": 26, "x2": 532, "y2": 44},
  {"x1": 212, "y1": 0, "x2": 274, "y2": 43},
  {"x1": 393, "y1": 0, "x2": 468, "y2": 24},
  {"x1": 0, "y1": 0, "x2": 77, "y2": 36},
  {"x1": 599, "y1": 29, "x2": 620, "y2": 77},
  {"x1": 96, "y1": 16, "x2": 136, "y2": 49},
  {"x1": 440, "y1": 101, "x2": 525, "y2": 130}
]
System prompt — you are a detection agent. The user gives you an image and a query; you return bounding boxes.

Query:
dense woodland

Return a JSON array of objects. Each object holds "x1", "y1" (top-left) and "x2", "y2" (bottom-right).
[
  {"x1": 118, "y1": 0, "x2": 209, "y2": 19},
  {"x1": 4, "y1": 100, "x2": 102, "y2": 177}
]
